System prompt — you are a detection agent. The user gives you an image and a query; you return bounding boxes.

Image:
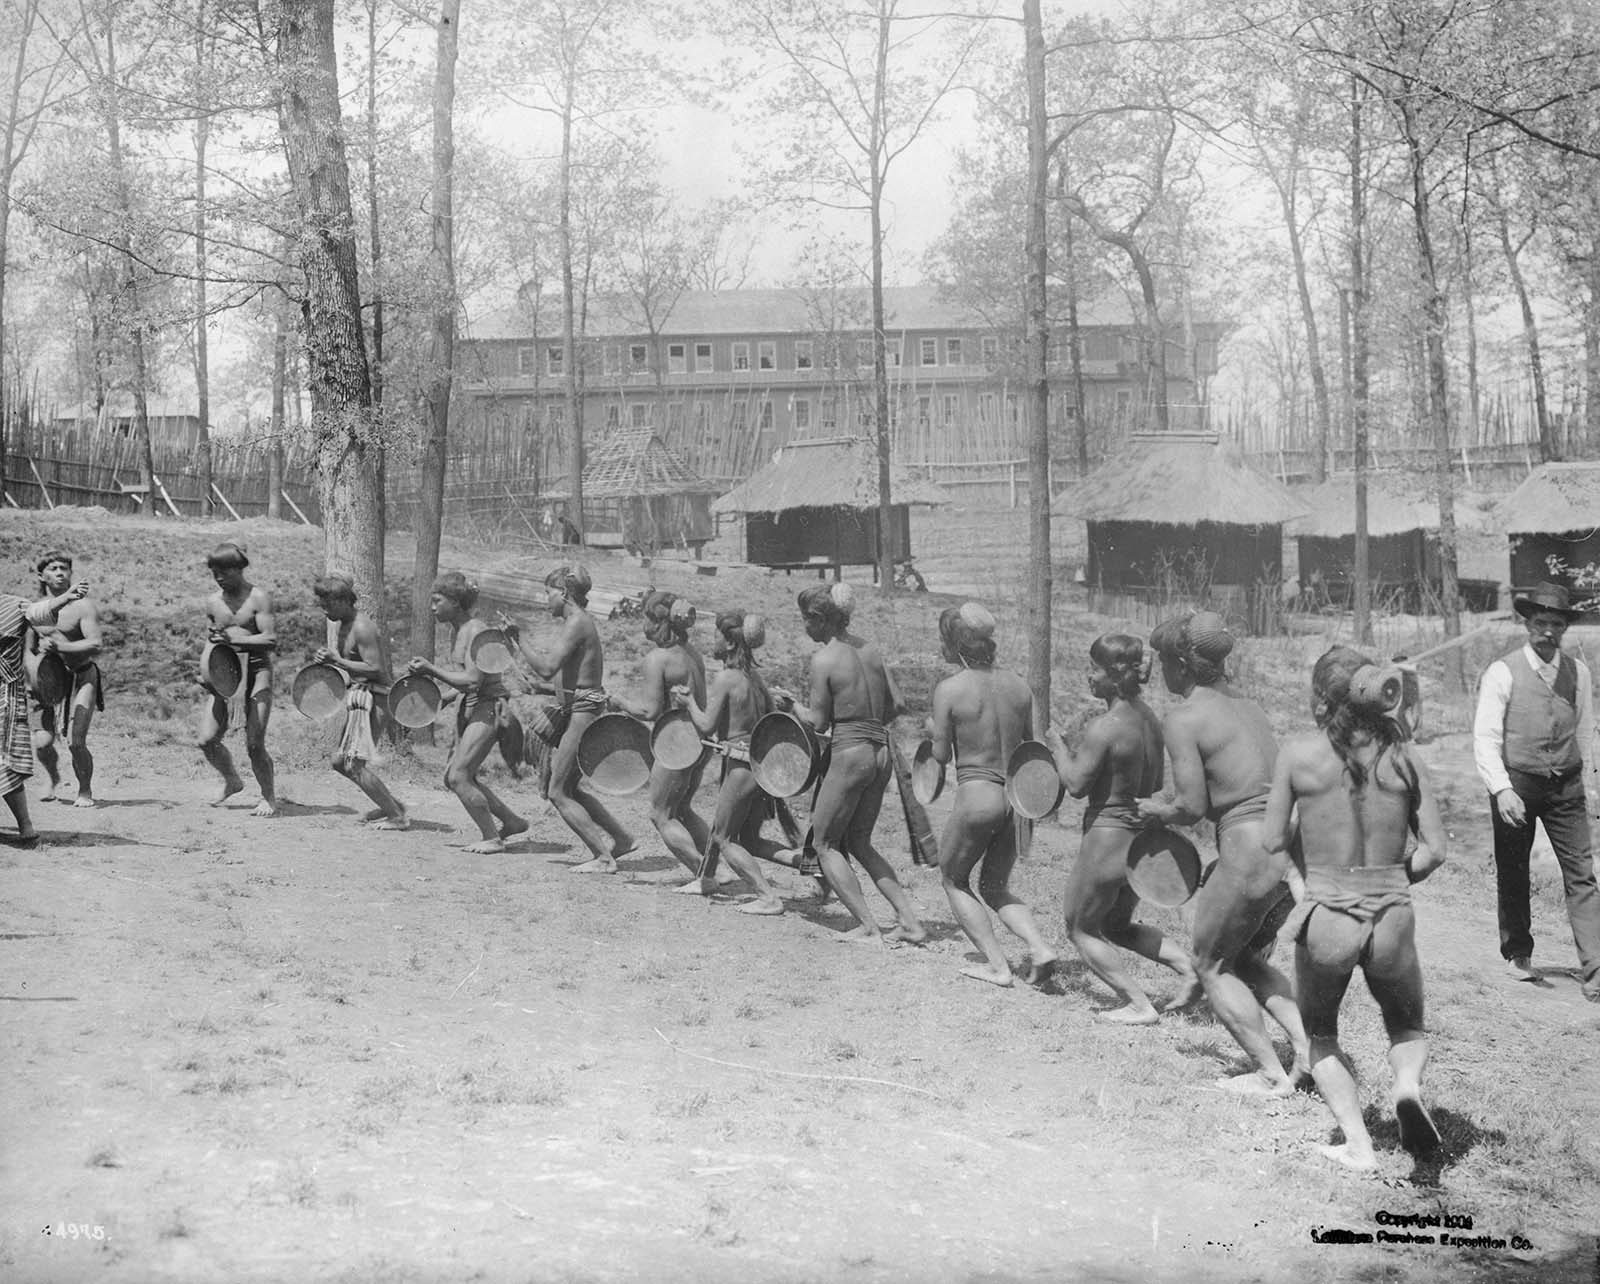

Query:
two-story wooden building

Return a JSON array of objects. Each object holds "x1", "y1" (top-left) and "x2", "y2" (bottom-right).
[{"x1": 456, "y1": 285, "x2": 1223, "y2": 490}]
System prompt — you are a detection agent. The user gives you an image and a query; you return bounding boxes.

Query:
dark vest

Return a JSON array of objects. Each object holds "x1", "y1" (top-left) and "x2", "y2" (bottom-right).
[{"x1": 1501, "y1": 648, "x2": 1581, "y2": 776}]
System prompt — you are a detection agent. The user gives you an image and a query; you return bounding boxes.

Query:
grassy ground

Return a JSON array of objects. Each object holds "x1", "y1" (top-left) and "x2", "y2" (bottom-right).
[{"x1": 0, "y1": 505, "x2": 1596, "y2": 1284}]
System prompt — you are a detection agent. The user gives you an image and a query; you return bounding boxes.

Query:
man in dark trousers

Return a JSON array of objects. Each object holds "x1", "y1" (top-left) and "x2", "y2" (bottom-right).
[{"x1": 1473, "y1": 582, "x2": 1600, "y2": 1001}]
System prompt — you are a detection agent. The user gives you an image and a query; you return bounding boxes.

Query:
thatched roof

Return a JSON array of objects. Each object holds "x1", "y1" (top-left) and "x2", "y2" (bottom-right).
[
  {"x1": 1052, "y1": 434, "x2": 1306, "y2": 527},
  {"x1": 712, "y1": 436, "x2": 950, "y2": 514},
  {"x1": 1498, "y1": 462, "x2": 1600, "y2": 535},
  {"x1": 544, "y1": 428, "x2": 719, "y2": 501},
  {"x1": 1288, "y1": 476, "x2": 1441, "y2": 538}
]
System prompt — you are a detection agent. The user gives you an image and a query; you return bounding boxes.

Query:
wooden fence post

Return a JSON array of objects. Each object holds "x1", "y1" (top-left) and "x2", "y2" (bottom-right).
[
  {"x1": 28, "y1": 457, "x2": 54, "y2": 508},
  {"x1": 281, "y1": 490, "x2": 312, "y2": 525},
  {"x1": 152, "y1": 475, "x2": 183, "y2": 518},
  {"x1": 211, "y1": 483, "x2": 243, "y2": 522}
]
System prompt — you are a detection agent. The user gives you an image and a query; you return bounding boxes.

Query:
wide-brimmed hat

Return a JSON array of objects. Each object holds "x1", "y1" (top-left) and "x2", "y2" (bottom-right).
[{"x1": 1513, "y1": 582, "x2": 1584, "y2": 621}]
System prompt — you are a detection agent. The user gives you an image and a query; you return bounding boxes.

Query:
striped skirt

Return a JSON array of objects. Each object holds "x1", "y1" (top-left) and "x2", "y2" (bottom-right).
[{"x1": 0, "y1": 676, "x2": 35, "y2": 795}]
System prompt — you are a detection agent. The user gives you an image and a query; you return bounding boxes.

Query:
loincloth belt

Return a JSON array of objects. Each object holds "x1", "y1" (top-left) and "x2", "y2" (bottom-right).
[
  {"x1": 566, "y1": 688, "x2": 607, "y2": 717},
  {"x1": 37, "y1": 660, "x2": 105, "y2": 729},
  {"x1": 1210, "y1": 792, "x2": 1269, "y2": 840},
  {"x1": 1083, "y1": 796, "x2": 1140, "y2": 832},
  {"x1": 830, "y1": 717, "x2": 888, "y2": 749},
  {"x1": 1279, "y1": 864, "x2": 1412, "y2": 950},
  {"x1": 955, "y1": 763, "x2": 1006, "y2": 787}
]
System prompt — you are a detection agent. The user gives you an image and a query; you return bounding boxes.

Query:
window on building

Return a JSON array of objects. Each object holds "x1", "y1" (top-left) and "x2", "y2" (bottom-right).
[
  {"x1": 695, "y1": 342, "x2": 714, "y2": 372},
  {"x1": 794, "y1": 397, "x2": 811, "y2": 431},
  {"x1": 732, "y1": 342, "x2": 750, "y2": 371},
  {"x1": 547, "y1": 346, "x2": 564, "y2": 376},
  {"x1": 856, "y1": 337, "x2": 875, "y2": 368},
  {"x1": 820, "y1": 338, "x2": 841, "y2": 369},
  {"x1": 945, "y1": 337, "x2": 963, "y2": 365},
  {"x1": 820, "y1": 397, "x2": 837, "y2": 430},
  {"x1": 885, "y1": 341, "x2": 901, "y2": 367},
  {"x1": 1119, "y1": 335, "x2": 1139, "y2": 364},
  {"x1": 1045, "y1": 340, "x2": 1061, "y2": 366},
  {"x1": 920, "y1": 337, "x2": 938, "y2": 366},
  {"x1": 1005, "y1": 393, "x2": 1019, "y2": 426},
  {"x1": 630, "y1": 402, "x2": 649, "y2": 427},
  {"x1": 795, "y1": 340, "x2": 813, "y2": 371},
  {"x1": 1116, "y1": 388, "x2": 1133, "y2": 412},
  {"x1": 942, "y1": 394, "x2": 959, "y2": 423},
  {"x1": 630, "y1": 343, "x2": 649, "y2": 370},
  {"x1": 517, "y1": 347, "x2": 537, "y2": 377},
  {"x1": 668, "y1": 343, "x2": 686, "y2": 374},
  {"x1": 694, "y1": 401, "x2": 709, "y2": 437},
  {"x1": 730, "y1": 403, "x2": 747, "y2": 435},
  {"x1": 917, "y1": 396, "x2": 931, "y2": 428},
  {"x1": 758, "y1": 341, "x2": 776, "y2": 370},
  {"x1": 666, "y1": 403, "x2": 684, "y2": 435},
  {"x1": 979, "y1": 392, "x2": 996, "y2": 423},
  {"x1": 981, "y1": 336, "x2": 998, "y2": 364},
  {"x1": 547, "y1": 403, "x2": 565, "y2": 437},
  {"x1": 758, "y1": 400, "x2": 773, "y2": 435},
  {"x1": 603, "y1": 345, "x2": 621, "y2": 375},
  {"x1": 604, "y1": 403, "x2": 620, "y2": 428}
]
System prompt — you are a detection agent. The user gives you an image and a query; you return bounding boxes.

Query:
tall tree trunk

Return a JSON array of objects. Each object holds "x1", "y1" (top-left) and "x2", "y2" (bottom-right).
[
  {"x1": 559, "y1": 73, "x2": 582, "y2": 540},
  {"x1": 412, "y1": 0, "x2": 458, "y2": 662},
  {"x1": 1350, "y1": 76, "x2": 1371, "y2": 646},
  {"x1": 1277, "y1": 175, "x2": 1331, "y2": 481},
  {"x1": 1023, "y1": 0, "x2": 1051, "y2": 728},
  {"x1": 1586, "y1": 239, "x2": 1600, "y2": 449},
  {"x1": 1461, "y1": 207, "x2": 1482, "y2": 446},
  {"x1": 1062, "y1": 181, "x2": 1088, "y2": 475},
  {"x1": 871, "y1": 3, "x2": 893, "y2": 594},
  {"x1": 365, "y1": 0, "x2": 386, "y2": 609},
  {"x1": 268, "y1": 308, "x2": 285, "y2": 519},
  {"x1": 276, "y1": 0, "x2": 382, "y2": 597},
  {"x1": 194, "y1": 0, "x2": 213, "y2": 516},
  {"x1": 1495, "y1": 199, "x2": 1554, "y2": 461}
]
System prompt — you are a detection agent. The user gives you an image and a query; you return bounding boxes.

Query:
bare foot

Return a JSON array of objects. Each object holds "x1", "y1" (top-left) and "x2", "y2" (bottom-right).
[
  {"x1": 959, "y1": 962, "x2": 1014, "y2": 987},
  {"x1": 40, "y1": 782, "x2": 63, "y2": 803},
  {"x1": 1290, "y1": 1063, "x2": 1316, "y2": 1092},
  {"x1": 1315, "y1": 1142, "x2": 1377, "y2": 1171},
  {"x1": 8, "y1": 831, "x2": 39, "y2": 848},
  {"x1": 466, "y1": 837, "x2": 506, "y2": 854},
  {"x1": 737, "y1": 898, "x2": 785, "y2": 916},
  {"x1": 499, "y1": 815, "x2": 529, "y2": 841},
  {"x1": 571, "y1": 857, "x2": 617, "y2": 874},
  {"x1": 1098, "y1": 1003, "x2": 1160, "y2": 1026},
  {"x1": 372, "y1": 814, "x2": 410, "y2": 832},
  {"x1": 1395, "y1": 1095, "x2": 1441, "y2": 1156},
  {"x1": 361, "y1": 806, "x2": 388, "y2": 823},
  {"x1": 251, "y1": 798, "x2": 281, "y2": 819},
  {"x1": 212, "y1": 776, "x2": 246, "y2": 807},
  {"x1": 674, "y1": 877, "x2": 713, "y2": 896},
  {"x1": 713, "y1": 869, "x2": 742, "y2": 888},
  {"x1": 887, "y1": 923, "x2": 928, "y2": 946},
  {"x1": 835, "y1": 924, "x2": 888, "y2": 947},
  {"x1": 1161, "y1": 974, "x2": 1204, "y2": 1012},
  {"x1": 72, "y1": 793, "x2": 97, "y2": 809},
  {"x1": 1215, "y1": 1071, "x2": 1295, "y2": 1098},
  {"x1": 1024, "y1": 952, "x2": 1060, "y2": 986}
]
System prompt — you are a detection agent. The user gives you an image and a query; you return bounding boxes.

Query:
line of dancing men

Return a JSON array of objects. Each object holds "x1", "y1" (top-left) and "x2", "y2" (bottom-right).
[{"x1": 0, "y1": 542, "x2": 1448, "y2": 1172}]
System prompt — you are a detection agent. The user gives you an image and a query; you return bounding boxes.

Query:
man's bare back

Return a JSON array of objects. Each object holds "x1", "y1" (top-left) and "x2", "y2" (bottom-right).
[
  {"x1": 1169, "y1": 684, "x2": 1277, "y2": 819},
  {"x1": 808, "y1": 635, "x2": 894, "y2": 728},
  {"x1": 935, "y1": 667, "x2": 1031, "y2": 772}
]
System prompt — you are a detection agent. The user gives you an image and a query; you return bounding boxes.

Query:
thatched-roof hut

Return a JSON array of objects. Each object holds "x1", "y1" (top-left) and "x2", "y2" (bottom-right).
[
  {"x1": 713, "y1": 436, "x2": 949, "y2": 576},
  {"x1": 1052, "y1": 433, "x2": 1306, "y2": 632},
  {"x1": 544, "y1": 428, "x2": 720, "y2": 552},
  {"x1": 1498, "y1": 462, "x2": 1600, "y2": 618}
]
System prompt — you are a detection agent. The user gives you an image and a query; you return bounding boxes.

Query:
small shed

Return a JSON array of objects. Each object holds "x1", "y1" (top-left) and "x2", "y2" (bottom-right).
[
  {"x1": 1499, "y1": 462, "x2": 1600, "y2": 620},
  {"x1": 1290, "y1": 476, "x2": 1500, "y2": 613},
  {"x1": 1052, "y1": 432, "x2": 1306, "y2": 633},
  {"x1": 712, "y1": 436, "x2": 949, "y2": 577},
  {"x1": 545, "y1": 428, "x2": 720, "y2": 554}
]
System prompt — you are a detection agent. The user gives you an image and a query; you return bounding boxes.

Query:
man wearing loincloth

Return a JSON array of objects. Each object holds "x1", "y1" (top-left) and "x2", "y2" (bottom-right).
[
  {"x1": 312, "y1": 573, "x2": 407, "y2": 831},
  {"x1": 1138, "y1": 611, "x2": 1311, "y2": 1095},
  {"x1": 200, "y1": 541, "x2": 280, "y2": 817},
  {"x1": 1047, "y1": 633, "x2": 1198, "y2": 1021},
  {"x1": 1265, "y1": 647, "x2": 1448, "y2": 1169},
  {"x1": 508, "y1": 563, "x2": 634, "y2": 872},
  {"x1": 30, "y1": 550, "x2": 105, "y2": 808},
  {"x1": 607, "y1": 590, "x2": 726, "y2": 892},
  {"x1": 0, "y1": 573, "x2": 89, "y2": 842},
  {"x1": 407, "y1": 572, "x2": 527, "y2": 853},
  {"x1": 784, "y1": 582, "x2": 925, "y2": 946},
  {"x1": 928, "y1": 602, "x2": 1056, "y2": 986},
  {"x1": 674, "y1": 610, "x2": 806, "y2": 915}
]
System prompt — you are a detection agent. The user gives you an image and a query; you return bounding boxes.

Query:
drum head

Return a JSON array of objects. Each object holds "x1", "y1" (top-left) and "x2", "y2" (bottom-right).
[
  {"x1": 292, "y1": 662, "x2": 348, "y2": 721},
  {"x1": 651, "y1": 707, "x2": 705, "y2": 772},
  {"x1": 1126, "y1": 826, "x2": 1203, "y2": 908},
  {"x1": 910, "y1": 738, "x2": 945, "y2": 805},
  {"x1": 749, "y1": 710, "x2": 820, "y2": 799},
  {"x1": 200, "y1": 642, "x2": 243, "y2": 699},
  {"x1": 577, "y1": 713, "x2": 652, "y2": 795},
  {"x1": 32, "y1": 652, "x2": 71, "y2": 706},
  {"x1": 387, "y1": 674, "x2": 443, "y2": 729},
  {"x1": 1005, "y1": 740, "x2": 1064, "y2": 820},
  {"x1": 470, "y1": 627, "x2": 515, "y2": 676}
]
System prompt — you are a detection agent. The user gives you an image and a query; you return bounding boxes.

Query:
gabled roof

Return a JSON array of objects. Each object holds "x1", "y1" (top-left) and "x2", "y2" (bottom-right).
[
  {"x1": 52, "y1": 398, "x2": 199, "y2": 423},
  {"x1": 712, "y1": 436, "x2": 950, "y2": 514},
  {"x1": 1052, "y1": 433, "x2": 1306, "y2": 527},
  {"x1": 468, "y1": 285, "x2": 1150, "y2": 342},
  {"x1": 545, "y1": 428, "x2": 719, "y2": 500},
  {"x1": 1497, "y1": 462, "x2": 1600, "y2": 535}
]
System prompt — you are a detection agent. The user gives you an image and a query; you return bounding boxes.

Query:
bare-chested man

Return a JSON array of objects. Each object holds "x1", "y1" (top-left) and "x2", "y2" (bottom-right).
[
  {"x1": 313, "y1": 573, "x2": 407, "y2": 831},
  {"x1": 1265, "y1": 647, "x2": 1447, "y2": 1169},
  {"x1": 784, "y1": 582, "x2": 925, "y2": 946},
  {"x1": 200, "y1": 541, "x2": 279, "y2": 817},
  {"x1": 30, "y1": 550, "x2": 104, "y2": 808},
  {"x1": 928, "y1": 602, "x2": 1056, "y2": 986},
  {"x1": 508, "y1": 563, "x2": 634, "y2": 873},
  {"x1": 674, "y1": 610, "x2": 804, "y2": 915},
  {"x1": 608, "y1": 590, "x2": 723, "y2": 892},
  {"x1": 1137, "y1": 611, "x2": 1311, "y2": 1095},
  {"x1": 1046, "y1": 633, "x2": 1198, "y2": 1023},
  {"x1": 407, "y1": 571, "x2": 527, "y2": 853}
]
